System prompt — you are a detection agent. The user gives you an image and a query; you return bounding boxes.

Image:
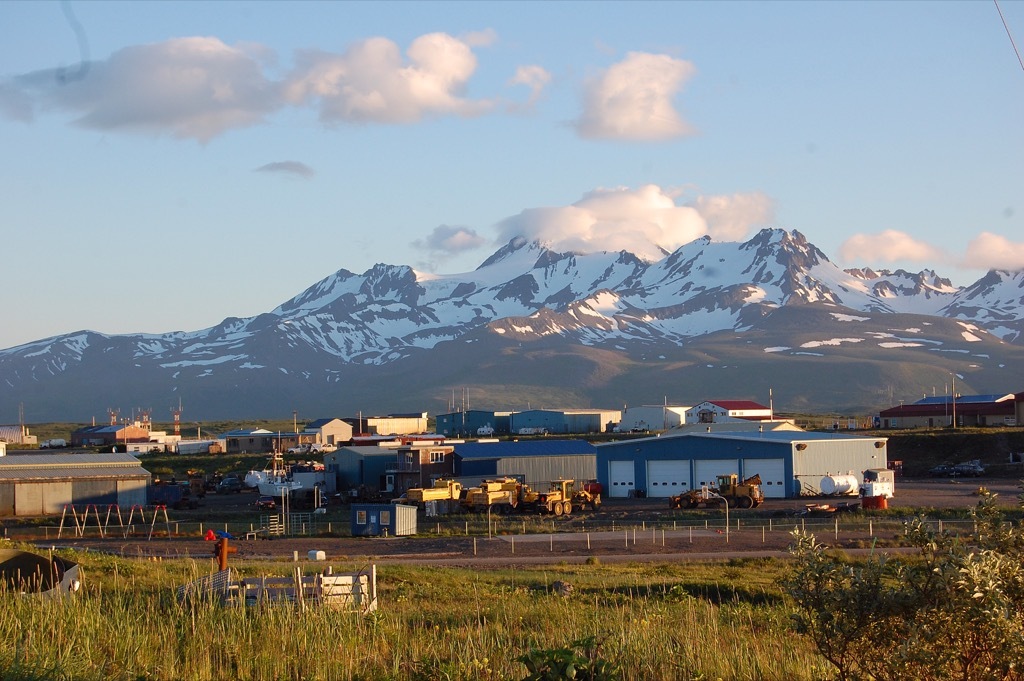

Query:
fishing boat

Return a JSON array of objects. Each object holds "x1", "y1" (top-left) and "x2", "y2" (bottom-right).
[{"x1": 244, "y1": 453, "x2": 303, "y2": 497}]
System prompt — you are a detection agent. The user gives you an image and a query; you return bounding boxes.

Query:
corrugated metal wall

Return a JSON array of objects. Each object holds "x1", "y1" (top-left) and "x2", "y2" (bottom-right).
[
  {"x1": 116, "y1": 478, "x2": 148, "y2": 507},
  {"x1": 72, "y1": 479, "x2": 118, "y2": 506},
  {"x1": 792, "y1": 439, "x2": 887, "y2": 495},
  {"x1": 496, "y1": 456, "x2": 596, "y2": 489},
  {"x1": 0, "y1": 484, "x2": 13, "y2": 516}
]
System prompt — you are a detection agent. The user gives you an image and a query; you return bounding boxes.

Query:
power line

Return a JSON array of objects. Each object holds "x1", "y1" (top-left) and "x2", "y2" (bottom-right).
[{"x1": 994, "y1": 0, "x2": 1024, "y2": 74}]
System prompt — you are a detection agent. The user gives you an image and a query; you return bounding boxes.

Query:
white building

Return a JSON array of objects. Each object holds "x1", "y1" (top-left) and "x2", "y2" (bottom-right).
[
  {"x1": 618, "y1": 405, "x2": 690, "y2": 432},
  {"x1": 685, "y1": 400, "x2": 773, "y2": 425}
]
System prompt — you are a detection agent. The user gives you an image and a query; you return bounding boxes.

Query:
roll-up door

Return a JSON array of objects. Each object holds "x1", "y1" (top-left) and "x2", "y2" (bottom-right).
[
  {"x1": 608, "y1": 460, "x2": 636, "y2": 498},
  {"x1": 646, "y1": 460, "x2": 691, "y2": 498},
  {"x1": 694, "y1": 459, "x2": 739, "y2": 489},
  {"x1": 742, "y1": 458, "x2": 787, "y2": 498}
]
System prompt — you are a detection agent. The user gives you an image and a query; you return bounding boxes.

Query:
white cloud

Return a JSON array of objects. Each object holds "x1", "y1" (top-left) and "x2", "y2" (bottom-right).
[
  {"x1": 495, "y1": 185, "x2": 768, "y2": 261},
  {"x1": 11, "y1": 37, "x2": 281, "y2": 142},
  {"x1": 687, "y1": 193, "x2": 774, "y2": 241},
  {"x1": 415, "y1": 224, "x2": 487, "y2": 254},
  {"x1": 2, "y1": 31, "x2": 539, "y2": 138},
  {"x1": 414, "y1": 224, "x2": 488, "y2": 272},
  {"x1": 963, "y1": 232, "x2": 1024, "y2": 271},
  {"x1": 461, "y1": 29, "x2": 498, "y2": 48},
  {"x1": 838, "y1": 230, "x2": 946, "y2": 264},
  {"x1": 507, "y1": 65, "x2": 551, "y2": 108},
  {"x1": 575, "y1": 51, "x2": 696, "y2": 141},
  {"x1": 254, "y1": 161, "x2": 314, "y2": 178},
  {"x1": 285, "y1": 32, "x2": 493, "y2": 124}
]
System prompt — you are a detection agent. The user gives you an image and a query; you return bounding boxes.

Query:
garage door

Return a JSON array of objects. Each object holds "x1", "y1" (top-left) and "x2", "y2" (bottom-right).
[
  {"x1": 743, "y1": 458, "x2": 787, "y2": 498},
  {"x1": 694, "y1": 459, "x2": 739, "y2": 489},
  {"x1": 646, "y1": 460, "x2": 691, "y2": 498},
  {"x1": 608, "y1": 460, "x2": 636, "y2": 498}
]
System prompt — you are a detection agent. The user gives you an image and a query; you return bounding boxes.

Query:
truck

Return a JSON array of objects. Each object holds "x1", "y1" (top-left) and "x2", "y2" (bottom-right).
[
  {"x1": 40, "y1": 439, "x2": 67, "y2": 449},
  {"x1": 462, "y1": 478, "x2": 601, "y2": 516},
  {"x1": 668, "y1": 474, "x2": 764, "y2": 510},
  {"x1": 462, "y1": 478, "x2": 522, "y2": 511},
  {"x1": 402, "y1": 479, "x2": 465, "y2": 504}
]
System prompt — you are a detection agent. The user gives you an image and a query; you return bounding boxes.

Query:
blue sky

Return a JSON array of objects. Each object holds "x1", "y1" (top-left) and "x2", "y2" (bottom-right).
[{"x1": 1, "y1": 0, "x2": 1022, "y2": 350}]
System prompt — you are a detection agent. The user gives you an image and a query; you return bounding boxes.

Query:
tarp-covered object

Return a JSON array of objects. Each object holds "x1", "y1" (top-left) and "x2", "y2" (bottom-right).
[{"x1": 0, "y1": 549, "x2": 81, "y2": 597}]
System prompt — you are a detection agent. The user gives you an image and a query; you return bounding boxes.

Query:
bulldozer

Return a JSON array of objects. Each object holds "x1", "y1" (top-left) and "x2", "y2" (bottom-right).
[{"x1": 669, "y1": 474, "x2": 764, "y2": 510}]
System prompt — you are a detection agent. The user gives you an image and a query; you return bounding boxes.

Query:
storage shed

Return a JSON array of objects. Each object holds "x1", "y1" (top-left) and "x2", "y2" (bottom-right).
[
  {"x1": 350, "y1": 503, "x2": 417, "y2": 537},
  {"x1": 596, "y1": 430, "x2": 887, "y2": 499},
  {"x1": 0, "y1": 452, "x2": 151, "y2": 516},
  {"x1": 455, "y1": 440, "x2": 597, "y2": 489}
]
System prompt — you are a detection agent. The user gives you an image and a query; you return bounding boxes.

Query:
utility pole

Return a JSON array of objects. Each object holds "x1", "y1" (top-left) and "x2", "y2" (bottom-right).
[{"x1": 951, "y1": 374, "x2": 957, "y2": 430}]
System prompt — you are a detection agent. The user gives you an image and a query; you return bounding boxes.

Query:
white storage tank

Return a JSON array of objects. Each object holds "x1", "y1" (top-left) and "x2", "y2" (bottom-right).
[{"x1": 820, "y1": 474, "x2": 860, "y2": 496}]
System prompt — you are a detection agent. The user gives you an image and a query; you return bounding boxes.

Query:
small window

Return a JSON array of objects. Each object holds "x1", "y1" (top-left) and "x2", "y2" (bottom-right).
[{"x1": 429, "y1": 451, "x2": 445, "y2": 464}]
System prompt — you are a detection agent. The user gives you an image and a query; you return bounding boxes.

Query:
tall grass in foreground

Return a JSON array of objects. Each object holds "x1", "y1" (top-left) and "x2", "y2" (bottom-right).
[{"x1": 0, "y1": 554, "x2": 824, "y2": 680}]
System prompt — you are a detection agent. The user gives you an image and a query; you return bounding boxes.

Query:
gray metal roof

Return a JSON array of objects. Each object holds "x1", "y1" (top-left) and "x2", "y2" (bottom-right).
[
  {"x1": 0, "y1": 466, "x2": 151, "y2": 481},
  {"x1": 0, "y1": 452, "x2": 146, "y2": 469},
  {"x1": 456, "y1": 440, "x2": 597, "y2": 459}
]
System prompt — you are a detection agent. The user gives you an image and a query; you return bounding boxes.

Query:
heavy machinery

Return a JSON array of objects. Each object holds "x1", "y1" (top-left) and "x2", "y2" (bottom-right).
[
  {"x1": 462, "y1": 477, "x2": 522, "y2": 511},
  {"x1": 462, "y1": 478, "x2": 601, "y2": 516},
  {"x1": 402, "y1": 479, "x2": 465, "y2": 504},
  {"x1": 668, "y1": 474, "x2": 764, "y2": 510}
]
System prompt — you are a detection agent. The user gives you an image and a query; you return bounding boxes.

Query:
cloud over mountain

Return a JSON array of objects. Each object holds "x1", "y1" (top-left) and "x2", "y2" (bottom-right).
[
  {"x1": 839, "y1": 230, "x2": 947, "y2": 265},
  {"x1": 963, "y1": 232, "x2": 1024, "y2": 271},
  {"x1": 494, "y1": 185, "x2": 771, "y2": 260}
]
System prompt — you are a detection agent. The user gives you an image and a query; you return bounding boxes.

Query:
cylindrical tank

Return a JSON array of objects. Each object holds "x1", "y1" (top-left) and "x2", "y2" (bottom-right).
[
  {"x1": 820, "y1": 474, "x2": 860, "y2": 496},
  {"x1": 862, "y1": 495, "x2": 888, "y2": 510}
]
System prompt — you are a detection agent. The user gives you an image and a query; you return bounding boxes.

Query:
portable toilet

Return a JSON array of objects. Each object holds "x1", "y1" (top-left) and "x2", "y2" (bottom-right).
[{"x1": 351, "y1": 503, "x2": 418, "y2": 537}]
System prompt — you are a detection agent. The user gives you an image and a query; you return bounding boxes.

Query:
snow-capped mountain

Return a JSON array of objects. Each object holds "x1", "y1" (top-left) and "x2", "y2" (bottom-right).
[{"x1": 2, "y1": 229, "x2": 1022, "y2": 420}]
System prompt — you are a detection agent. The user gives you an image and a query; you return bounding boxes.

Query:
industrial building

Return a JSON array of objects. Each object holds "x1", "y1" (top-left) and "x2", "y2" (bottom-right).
[
  {"x1": 618, "y1": 405, "x2": 690, "y2": 432},
  {"x1": 596, "y1": 430, "x2": 887, "y2": 499},
  {"x1": 304, "y1": 418, "x2": 354, "y2": 446},
  {"x1": 0, "y1": 452, "x2": 151, "y2": 516},
  {"x1": 324, "y1": 445, "x2": 403, "y2": 496},
  {"x1": 454, "y1": 440, "x2": 597, "y2": 489},
  {"x1": 435, "y1": 410, "x2": 502, "y2": 437},
  {"x1": 685, "y1": 400, "x2": 773, "y2": 424},
  {"x1": 0, "y1": 425, "x2": 36, "y2": 446},
  {"x1": 437, "y1": 408, "x2": 622, "y2": 436},
  {"x1": 878, "y1": 393, "x2": 1020, "y2": 429}
]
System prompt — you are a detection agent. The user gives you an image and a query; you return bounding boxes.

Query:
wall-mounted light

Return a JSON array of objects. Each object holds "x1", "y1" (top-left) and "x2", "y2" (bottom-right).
[{"x1": 796, "y1": 443, "x2": 808, "y2": 451}]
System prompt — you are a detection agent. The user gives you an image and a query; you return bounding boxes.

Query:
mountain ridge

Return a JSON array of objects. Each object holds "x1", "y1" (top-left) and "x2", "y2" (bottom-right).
[{"x1": 2, "y1": 228, "x2": 1022, "y2": 421}]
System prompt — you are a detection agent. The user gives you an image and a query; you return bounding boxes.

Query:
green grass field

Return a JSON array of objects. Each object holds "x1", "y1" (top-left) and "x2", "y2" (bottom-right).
[{"x1": 1, "y1": 549, "x2": 824, "y2": 681}]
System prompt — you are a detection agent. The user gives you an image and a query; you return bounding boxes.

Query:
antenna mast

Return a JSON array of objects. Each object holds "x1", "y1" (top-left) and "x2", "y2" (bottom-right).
[{"x1": 171, "y1": 398, "x2": 183, "y2": 437}]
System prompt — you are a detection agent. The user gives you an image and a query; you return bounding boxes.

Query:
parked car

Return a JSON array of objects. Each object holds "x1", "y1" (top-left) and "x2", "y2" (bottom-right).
[
  {"x1": 952, "y1": 461, "x2": 986, "y2": 477},
  {"x1": 928, "y1": 464, "x2": 955, "y2": 477},
  {"x1": 255, "y1": 495, "x2": 277, "y2": 510},
  {"x1": 287, "y1": 444, "x2": 311, "y2": 455},
  {"x1": 310, "y1": 443, "x2": 337, "y2": 453},
  {"x1": 216, "y1": 477, "x2": 243, "y2": 494}
]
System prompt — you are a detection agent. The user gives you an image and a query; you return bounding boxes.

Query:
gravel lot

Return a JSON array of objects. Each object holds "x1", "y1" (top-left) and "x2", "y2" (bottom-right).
[{"x1": 38, "y1": 476, "x2": 1019, "y2": 567}]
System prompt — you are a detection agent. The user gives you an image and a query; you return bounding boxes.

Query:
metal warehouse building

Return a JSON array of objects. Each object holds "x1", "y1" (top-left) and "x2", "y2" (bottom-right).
[
  {"x1": 596, "y1": 431, "x2": 887, "y2": 499},
  {"x1": 0, "y1": 452, "x2": 151, "y2": 516},
  {"x1": 455, "y1": 440, "x2": 597, "y2": 489}
]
